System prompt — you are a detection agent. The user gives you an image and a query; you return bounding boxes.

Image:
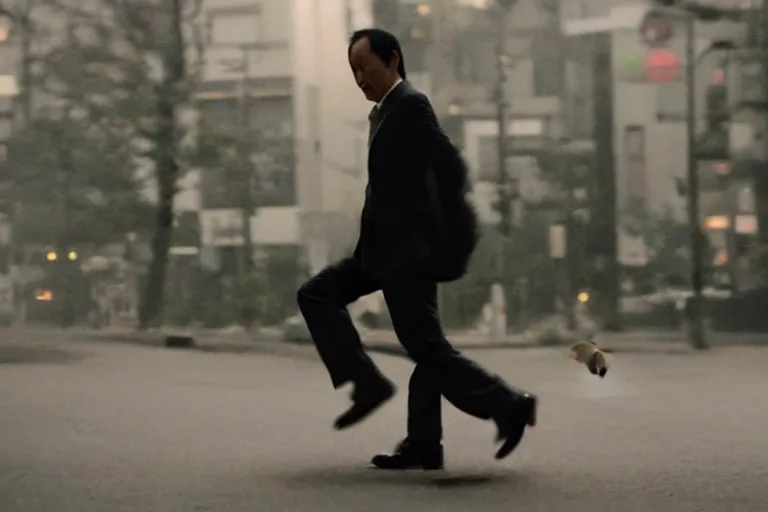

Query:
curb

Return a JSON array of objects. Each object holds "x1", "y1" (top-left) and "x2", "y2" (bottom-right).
[
  {"x1": 364, "y1": 340, "x2": 540, "y2": 358},
  {"x1": 77, "y1": 332, "x2": 323, "y2": 360},
  {"x1": 76, "y1": 331, "x2": 545, "y2": 357},
  {"x1": 77, "y1": 331, "x2": 695, "y2": 358},
  {"x1": 74, "y1": 326, "x2": 768, "y2": 357}
]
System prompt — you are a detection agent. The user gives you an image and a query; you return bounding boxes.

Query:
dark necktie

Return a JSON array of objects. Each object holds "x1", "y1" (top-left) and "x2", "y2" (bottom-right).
[
  {"x1": 368, "y1": 105, "x2": 381, "y2": 147},
  {"x1": 364, "y1": 105, "x2": 381, "y2": 201}
]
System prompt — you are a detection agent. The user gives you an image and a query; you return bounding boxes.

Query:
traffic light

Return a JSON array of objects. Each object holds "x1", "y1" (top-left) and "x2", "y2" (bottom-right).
[
  {"x1": 640, "y1": 11, "x2": 676, "y2": 47},
  {"x1": 705, "y1": 83, "x2": 728, "y2": 127},
  {"x1": 695, "y1": 83, "x2": 729, "y2": 160}
]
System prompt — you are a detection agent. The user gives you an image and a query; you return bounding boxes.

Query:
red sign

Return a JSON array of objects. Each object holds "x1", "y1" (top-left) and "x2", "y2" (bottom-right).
[{"x1": 644, "y1": 49, "x2": 680, "y2": 83}]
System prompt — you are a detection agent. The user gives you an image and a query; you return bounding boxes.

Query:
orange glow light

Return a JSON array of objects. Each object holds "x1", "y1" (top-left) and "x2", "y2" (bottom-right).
[{"x1": 705, "y1": 215, "x2": 729, "y2": 230}]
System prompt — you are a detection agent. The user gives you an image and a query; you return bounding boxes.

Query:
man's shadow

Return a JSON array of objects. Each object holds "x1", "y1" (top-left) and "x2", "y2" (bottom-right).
[{"x1": 278, "y1": 465, "x2": 526, "y2": 489}]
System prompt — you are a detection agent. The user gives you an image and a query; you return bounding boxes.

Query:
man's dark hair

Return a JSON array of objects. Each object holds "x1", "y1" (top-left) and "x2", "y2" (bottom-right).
[{"x1": 348, "y1": 28, "x2": 406, "y2": 79}]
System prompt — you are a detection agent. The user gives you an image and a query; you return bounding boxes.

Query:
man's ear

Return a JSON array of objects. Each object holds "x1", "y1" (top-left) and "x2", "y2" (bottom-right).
[{"x1": 389, "y1": 50, "x2": 400, "y2": 72}]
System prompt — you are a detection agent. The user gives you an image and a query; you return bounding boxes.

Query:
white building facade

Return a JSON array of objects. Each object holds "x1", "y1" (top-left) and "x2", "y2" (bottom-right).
[{"x1": 175, "y1": 0, "x2": 375, "y2": 273}]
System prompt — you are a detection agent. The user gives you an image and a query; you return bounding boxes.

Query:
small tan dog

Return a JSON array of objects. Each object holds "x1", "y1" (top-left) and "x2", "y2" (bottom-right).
[{"x1": 569, "y1": 341, "x2": 609, "y2": 378}]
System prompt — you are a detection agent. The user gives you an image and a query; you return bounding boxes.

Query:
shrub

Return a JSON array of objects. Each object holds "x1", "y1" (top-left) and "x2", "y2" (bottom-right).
[{"x1": 227, "y1": 271, "x2": 267, "y2": 329}]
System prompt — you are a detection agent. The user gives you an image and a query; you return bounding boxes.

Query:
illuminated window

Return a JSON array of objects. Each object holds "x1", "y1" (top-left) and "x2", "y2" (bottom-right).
[
  {"x1": 416, "y1": 4, "x2": 431, "y2": 16},
  {"x1": 736, "y1": 186, "x2": 755, "y2": 214},
  {"x1": 705, "y1": 215, "x2": 729, "y2": 230},
  {"x1": 713, "y1": 68, "x2": 725, "y2": 85}
]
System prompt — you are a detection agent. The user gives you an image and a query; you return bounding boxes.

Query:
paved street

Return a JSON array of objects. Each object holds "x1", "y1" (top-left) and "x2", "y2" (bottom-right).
[{"x1": 2, "y1": 336, "x2": 768, "y2": 512}]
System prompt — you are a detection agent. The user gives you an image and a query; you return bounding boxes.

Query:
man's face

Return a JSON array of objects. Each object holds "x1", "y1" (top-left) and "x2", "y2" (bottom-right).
[{"x1": 348, "y1": 37, "x2": 399, "y2": 103}]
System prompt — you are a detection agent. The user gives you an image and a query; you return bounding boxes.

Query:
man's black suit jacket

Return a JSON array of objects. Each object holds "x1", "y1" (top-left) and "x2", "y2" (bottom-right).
[{"x1": 353, "y1": 81, "x2": 478, "y2": 283}]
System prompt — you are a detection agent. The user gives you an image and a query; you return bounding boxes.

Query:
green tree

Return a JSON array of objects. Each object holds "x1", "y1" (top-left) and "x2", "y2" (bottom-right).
[
  {"x1": 8, "y1": 112, "x2": 154, "y2": 249},
  {"x1": 194, "y1": 115, "x2": 295, "y2": 272},
  {"x1": 38, "y1": 0, "x2": 205, "y2": 329}
]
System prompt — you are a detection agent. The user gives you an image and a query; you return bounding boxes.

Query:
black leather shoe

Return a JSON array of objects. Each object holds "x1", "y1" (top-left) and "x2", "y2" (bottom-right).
[
  {"x1": 493, "y1": 392, "x2": 538, "y2": 460},
  {"x1": 334, "y1": 377, "x2": 395, "y2": 430},
  {"x1": 371, "y1": 439, "x2": 444, "y2": 470}
]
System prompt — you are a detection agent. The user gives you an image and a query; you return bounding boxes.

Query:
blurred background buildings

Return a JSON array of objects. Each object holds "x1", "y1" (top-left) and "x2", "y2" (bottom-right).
[{"x1": 0, "y1": 0, "x2": 765, "y2": 336}]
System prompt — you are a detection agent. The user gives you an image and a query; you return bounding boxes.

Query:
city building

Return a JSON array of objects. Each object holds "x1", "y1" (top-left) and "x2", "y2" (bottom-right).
[
  {"x1": 176, "y1": 0, "x2": 376, "y2": 276},
  {"x1": 560, "y1": 0, "x2": 755, "y2": 274},
  {"x1": 372, "y1": 0, "x2": 565, "y2": 223},
  {"x1": 0, "y1": 0, "x2": 377, "y2": 323}
]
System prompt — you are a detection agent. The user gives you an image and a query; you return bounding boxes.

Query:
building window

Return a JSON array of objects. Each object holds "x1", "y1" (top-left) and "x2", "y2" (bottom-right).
[
  {"x1": 207, "y1": 4, "x2": 262, "y2": 46},
  {"x1": 197, "y1": 95, "x2": 296, "y2": 209},
  {"x1": 624, "y1": 125, "x2": 647, "y2": 211},
  {"x1": 533, "y1": 57, "x2": 563, "y2": 97},
  {"x1": 625, "y1": 125, "x2": 645, "y2": 160},
  {"x1": 198, "y1": 98, "x2": 238, "y2": 125},
  {"x1": 563, "y1": 94, "x2": 592, "y2": 140},
  {"x1": 737, "y1": 185, "x2": 755, "y2": 214},
  {"x1": 198, "y1": 96, "x2": 293, "y2": 134},
  {"x1": 372, "y1": 0, "x2": 398, "y2": 29},
  {"x1": 453, "y1": 32, "x2": 488, "y2": 83},
  {"x1": 531, "y1": 29, "x2": 563, "y2": 98}
]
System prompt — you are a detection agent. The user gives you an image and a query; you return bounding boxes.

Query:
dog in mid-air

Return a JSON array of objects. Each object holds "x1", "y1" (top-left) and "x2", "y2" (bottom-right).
[{"x1": 569, "y1": 341, "x2": 609, "y2": 378}]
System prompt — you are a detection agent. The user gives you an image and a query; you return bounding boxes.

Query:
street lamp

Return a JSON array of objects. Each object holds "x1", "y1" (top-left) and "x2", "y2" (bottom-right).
[{"x1": 494, "y1": 0, "x2": 518, "y2": 238}]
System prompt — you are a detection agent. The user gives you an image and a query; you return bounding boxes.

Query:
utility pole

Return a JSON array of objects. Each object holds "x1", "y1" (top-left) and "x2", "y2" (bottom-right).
[
  {"x1": 684, "y1": 15, "x2": 707, "y2": 349},
  {"x1": 490, "y1": 0, "x2": 517, "y2": 338},
  {"x1": 56, "y1": 113, "x2": 74, "y2": 327},
  {"x1": 591, "y1": 32, "x2": 621, "y2": 331},
  {"x1": 495, "y1": 10, "x2": 511, "y2": 242},
  {"x1": 236, "y1": 45, "x2": 254, "y2": 276},
  {"x1": 643, "y1": 3, "x2": 710, "y2": 348}
]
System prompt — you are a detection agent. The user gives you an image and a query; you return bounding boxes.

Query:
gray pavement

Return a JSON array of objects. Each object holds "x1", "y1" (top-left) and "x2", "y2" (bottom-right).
[{"x1": 2, "y1": 336, "x2": 768, "y2": 511}]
